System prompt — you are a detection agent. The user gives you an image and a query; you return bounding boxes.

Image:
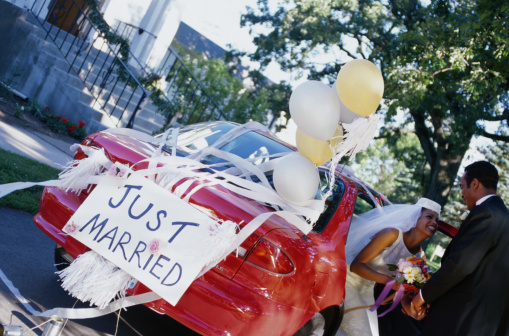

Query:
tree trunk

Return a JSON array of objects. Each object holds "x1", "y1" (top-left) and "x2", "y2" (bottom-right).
[
  {"x1": 413, "y1": 109, "x2": 472, "y2": 207},
  {"x1": 424, "y1": 150, "x2": 466, "y2": 206}
]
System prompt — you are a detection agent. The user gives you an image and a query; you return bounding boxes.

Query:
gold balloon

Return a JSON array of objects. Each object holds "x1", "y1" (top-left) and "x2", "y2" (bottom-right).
[
  {"x1": 336, "y1": 59, "x2": 384, "y2": 117},
  {"x1": 296, "y1": 126, "x2": 343, "y2": 166}
]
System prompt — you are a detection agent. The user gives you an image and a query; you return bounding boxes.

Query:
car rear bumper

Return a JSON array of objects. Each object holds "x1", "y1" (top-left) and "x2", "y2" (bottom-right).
[{"x1": 140, "y1": 269, "x2": 313, "y2": 336}]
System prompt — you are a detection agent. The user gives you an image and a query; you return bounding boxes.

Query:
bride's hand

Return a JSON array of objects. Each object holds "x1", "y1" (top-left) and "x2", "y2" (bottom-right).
[
  {"x1": 401, "y1": 293, "x2": 428, "y2": 320},
  {"x1": 391, "y1": 281, "x2": 401, "y2": 291}
]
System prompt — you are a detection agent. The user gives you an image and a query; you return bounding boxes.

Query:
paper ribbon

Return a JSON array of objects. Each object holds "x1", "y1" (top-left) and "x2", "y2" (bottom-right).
[{"x1": 0, "y1": 265, "x2": 159, "y2": 319}]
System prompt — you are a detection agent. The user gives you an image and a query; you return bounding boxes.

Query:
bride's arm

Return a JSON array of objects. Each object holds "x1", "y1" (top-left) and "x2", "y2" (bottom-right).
[{"x1": 350, "y1": 228, "x2": 400, "y2": 289}]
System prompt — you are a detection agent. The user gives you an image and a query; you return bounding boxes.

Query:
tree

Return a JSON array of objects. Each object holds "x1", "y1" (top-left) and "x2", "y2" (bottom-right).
[
  {"x1": 149, "y1": 44, "x2": 292, "y2": 131},
  {"x1": 241, "y1": 0, "x2": 509, "y2": 206},
  {"x1": 478, "y1": 141, "x2": 509, "y2": 204},
  {"x1": 353, "y1": 133, "x2": 427, "y2": 204},
  {"x1": 224, "y1": 52, "x2": 293, "y2": 130}
]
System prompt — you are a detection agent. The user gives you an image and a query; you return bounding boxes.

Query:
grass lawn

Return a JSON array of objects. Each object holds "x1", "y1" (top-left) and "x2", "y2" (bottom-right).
[{"x1": 0, "y1": 147, "x2": 61, "y2": 214}]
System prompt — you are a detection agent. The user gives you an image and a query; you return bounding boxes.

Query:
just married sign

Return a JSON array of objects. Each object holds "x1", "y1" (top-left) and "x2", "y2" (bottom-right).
[{"x1": 63, "y1": 174, "x2": 236, "y2": 306}]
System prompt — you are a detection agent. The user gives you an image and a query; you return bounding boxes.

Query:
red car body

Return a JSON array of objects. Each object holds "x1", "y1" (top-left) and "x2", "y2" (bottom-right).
[{"x1": 33, "y1": 122, "x2": 456, "y2": 336}]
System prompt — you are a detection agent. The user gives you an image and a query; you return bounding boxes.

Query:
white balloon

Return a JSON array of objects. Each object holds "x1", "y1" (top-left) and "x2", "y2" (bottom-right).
[
  {"x1": 289, "y1": 80, "x2": 340, "y2": 141},
  {"x1": 273, "y1": 153, "x2": 320, "y2": 204},
  {"x1": 338, "y1": 95, "x2": 362, "y2": 124}
]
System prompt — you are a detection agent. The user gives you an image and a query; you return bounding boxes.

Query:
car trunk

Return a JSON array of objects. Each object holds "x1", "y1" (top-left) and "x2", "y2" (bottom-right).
[{"x1": 51, "y1": 132, "x2": 312, "y2": 281}]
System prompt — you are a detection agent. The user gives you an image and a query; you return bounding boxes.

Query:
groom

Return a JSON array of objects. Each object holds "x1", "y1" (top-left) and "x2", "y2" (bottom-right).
[{"x1": 410, "y1": 161, "x2": 509, "y2": 335}]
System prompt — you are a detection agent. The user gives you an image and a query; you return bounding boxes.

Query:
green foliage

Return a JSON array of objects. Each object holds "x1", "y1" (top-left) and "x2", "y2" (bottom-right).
[
  {"x1": 146, "y1": 46, "x2": 292, "y2": 132},
  {"x1": 14, "y1": 98, "x2": 87, "y2": 140},
  {"x1": 441, "y1": 183, "x2": 467, "y2": 227},
  {"x1": 353, "y1": 134, "x2": 425, "y2": 204},
  {"x1": 25, "y1": 98, "x2": 44, "y2": 118},
  {"x1": 0, "y1": 148, "x2": 60, "y2": 214},
  {"x1": 82, "y1": 0, "x2": 138, "y2": 89},
  {"x1": 478, "y1": 141, "x2": 509, "y2": 205},
  {"x1": 43, "y1": 113, "x2": 87, "y2": 140},
  {"x1": 15, "y1": 104, "x2": 23, "y2": 118},
  {"x1": 241, "y1": 0, "x2": 509, "y2": 206},
  {"x1": 82, "y1": 0, "x2": 130, "y2": 63}
]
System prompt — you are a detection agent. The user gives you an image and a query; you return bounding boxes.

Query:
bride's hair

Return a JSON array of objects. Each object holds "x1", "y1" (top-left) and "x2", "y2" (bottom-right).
[{"x1": 345, "y1": 198, "x2": 440, "y2": 264}]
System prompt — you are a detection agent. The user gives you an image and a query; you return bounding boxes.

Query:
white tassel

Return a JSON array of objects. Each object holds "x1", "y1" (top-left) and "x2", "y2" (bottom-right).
[
  {"x1": 335, "y1": 114, "x2": 380, "y2": 161},
  {"x1": 59, "y1": 147, "x2": 111, "y2": 193},
  {"x1": 202, "y1": 220, "x2": 239, "y2": 264},
  {"x1": 183, "y1": 219, "x2": 239, "y2": 266},
  {"x1": 195, "y1": 220, "x2": 239, "y2": 278},
  {"x1": 58, "y1": 251, "x2": 132, "y2": 309}
]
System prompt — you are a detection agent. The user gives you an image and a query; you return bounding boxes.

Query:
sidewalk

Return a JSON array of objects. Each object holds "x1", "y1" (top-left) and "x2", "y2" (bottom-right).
[{"x1": 0, "y1": 119, "x2": 75, "y2": 169}]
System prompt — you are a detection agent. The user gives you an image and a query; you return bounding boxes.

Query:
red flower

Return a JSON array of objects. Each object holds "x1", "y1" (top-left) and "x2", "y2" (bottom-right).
[
  {"x1": 62, "y1": 118, "x2": 68, "y2": 124},
  {"x1": 403, "y1": 284, "x2": 419, "y2": 294},
  {"x1": 44, "y1": 106, "x2": 49, "y2": 111},
  {"x1": 78, "y1": 120, "x2": 86, "y2": 128}
]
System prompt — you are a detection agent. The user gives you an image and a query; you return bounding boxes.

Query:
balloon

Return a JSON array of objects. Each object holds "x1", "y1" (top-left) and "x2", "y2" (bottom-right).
[
  {"x1": 296, "y1": 126, "x2": 343, "y2": 166},
  {"x1": 336, "y1": 59, "x2": 384, "y2": 117},
  {"x1": 338, "y1": 95, "x2": 362, "y2": 124},
  {"x1": 289, "y1": 80, "x2": 340, "y2": 141},
  {"x1": 273, "y1": 153, "x2": 320, "y2": 204}
]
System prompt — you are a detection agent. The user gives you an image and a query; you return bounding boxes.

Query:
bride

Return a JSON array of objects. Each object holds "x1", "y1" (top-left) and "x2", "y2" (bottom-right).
[{"x1": 336, "y1": 198, "x2": 441, "y2": 336}]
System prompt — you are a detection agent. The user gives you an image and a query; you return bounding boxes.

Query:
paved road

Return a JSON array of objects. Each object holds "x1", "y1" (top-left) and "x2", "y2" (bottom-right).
[{"x1": 0, "y1": 208, "x2": 200, "y2": 336}]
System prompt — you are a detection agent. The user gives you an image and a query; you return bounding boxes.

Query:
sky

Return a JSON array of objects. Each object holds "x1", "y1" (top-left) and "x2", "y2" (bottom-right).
[
  {"x1": 180, "y1": 0, "x2": 259, "y2": 53},
  {"x1": 179, "y1": 0, "x2": 298, "y2": 86}
]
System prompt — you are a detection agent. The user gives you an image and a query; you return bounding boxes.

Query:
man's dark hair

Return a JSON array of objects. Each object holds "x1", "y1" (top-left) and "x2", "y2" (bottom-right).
[{"x1": 464, "y1": 161, "x2": 499, "y2": 191}]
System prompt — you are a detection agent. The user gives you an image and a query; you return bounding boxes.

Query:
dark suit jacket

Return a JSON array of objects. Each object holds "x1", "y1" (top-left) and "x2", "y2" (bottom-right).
[{"x1": 421, "y1": 195, "x2": 509, "y2": 336}]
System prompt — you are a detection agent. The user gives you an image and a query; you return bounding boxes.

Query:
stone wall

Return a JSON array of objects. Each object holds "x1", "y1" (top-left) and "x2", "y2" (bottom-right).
[{"x1": 0, "y1": 0, "x2": 115, "y2": 133}]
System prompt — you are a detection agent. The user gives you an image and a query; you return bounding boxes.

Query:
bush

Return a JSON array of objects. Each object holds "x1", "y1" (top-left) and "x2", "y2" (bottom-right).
[{"x1": 43, "y1": 112, "x2": 87, "y2": 140}]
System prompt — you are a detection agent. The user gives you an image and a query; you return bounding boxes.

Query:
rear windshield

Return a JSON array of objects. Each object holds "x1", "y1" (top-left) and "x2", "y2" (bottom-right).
[
  {"x1": 158, "y1": 122, "x2": 293, "y2": 166},
  {"x1": 157, "y1": 122, "x2": 349, "y2": 234}
]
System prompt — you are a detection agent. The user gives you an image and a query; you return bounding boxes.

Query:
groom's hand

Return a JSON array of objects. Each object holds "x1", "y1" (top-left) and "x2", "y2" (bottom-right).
[
  {"x1": 410, "y1": 293, "x2": 427, "y2": 320},
  {"x1": 400, "y1": 294, "x2": 425, "y2": 320}
]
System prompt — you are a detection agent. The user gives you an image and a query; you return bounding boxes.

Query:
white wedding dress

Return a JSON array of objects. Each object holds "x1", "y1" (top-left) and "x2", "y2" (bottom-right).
[{"x1": 336, "y1": 230, "x2": 417, "y2": 336}]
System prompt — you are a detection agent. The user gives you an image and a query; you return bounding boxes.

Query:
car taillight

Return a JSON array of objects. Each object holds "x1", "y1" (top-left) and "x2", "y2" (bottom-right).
[
  {"x1": 73, "y1": 147, "x2": 88, "y2": 160},
  {"x1": 73, "y1": 139, "x2": 94, "y2": 160},
  {"x1": 246, "y1": 238, "x2": 294, "y2": 275}
]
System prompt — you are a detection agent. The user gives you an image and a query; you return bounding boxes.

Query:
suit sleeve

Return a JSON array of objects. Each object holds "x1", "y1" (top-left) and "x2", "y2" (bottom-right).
[{"x1": 421, "y1": 208, "x2": 494, "y2": 304}]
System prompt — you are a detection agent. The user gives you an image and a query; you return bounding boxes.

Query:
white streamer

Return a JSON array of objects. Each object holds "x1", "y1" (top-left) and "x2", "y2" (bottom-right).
[
  {"x1": 0, "y1": 266, "x2": 159, "y2": 319},
  {"x1": 0, "y1": 180, "x2": 62, "y2": 198}
]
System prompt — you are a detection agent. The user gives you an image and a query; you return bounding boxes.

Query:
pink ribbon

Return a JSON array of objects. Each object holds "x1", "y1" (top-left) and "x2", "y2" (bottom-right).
[{"x1": 369, "y1": 280, "x2": 406, "y2": 317}]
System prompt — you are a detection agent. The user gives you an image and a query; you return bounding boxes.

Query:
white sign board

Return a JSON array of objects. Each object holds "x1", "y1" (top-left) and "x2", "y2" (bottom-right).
[{"x1": 64, "y1": 174, "x2": 225, "y2": 306}]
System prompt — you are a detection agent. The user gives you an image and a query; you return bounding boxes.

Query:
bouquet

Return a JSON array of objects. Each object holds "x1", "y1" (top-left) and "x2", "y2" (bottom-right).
[
  {"x1": 388, "y1": 256, "x2": 435, "y2": 298},
  {"x1": 367, "y1": 256, "x2": 434, "y2": 317}
]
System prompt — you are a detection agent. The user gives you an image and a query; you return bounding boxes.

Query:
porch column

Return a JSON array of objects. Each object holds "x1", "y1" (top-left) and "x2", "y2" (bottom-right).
[{"x1": 130, "y1": 0, "x2": 181, "y2": 71}]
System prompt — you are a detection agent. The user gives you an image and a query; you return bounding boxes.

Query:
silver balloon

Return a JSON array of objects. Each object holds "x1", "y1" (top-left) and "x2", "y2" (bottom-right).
[
  {"x1": 273, "y1": 153, "x2": 320, "y2": 204},
  {"x1": 289, "y1": 81, "x2": 340, "y2": 141},
  {"x1": 338, "y1": 95, "x2": 362, "y2": 124}
]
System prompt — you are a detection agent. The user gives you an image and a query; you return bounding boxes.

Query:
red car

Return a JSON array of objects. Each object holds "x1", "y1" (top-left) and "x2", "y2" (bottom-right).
[{"x1": 33, "y1": 121, "x2": 457, "y2": 336}]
